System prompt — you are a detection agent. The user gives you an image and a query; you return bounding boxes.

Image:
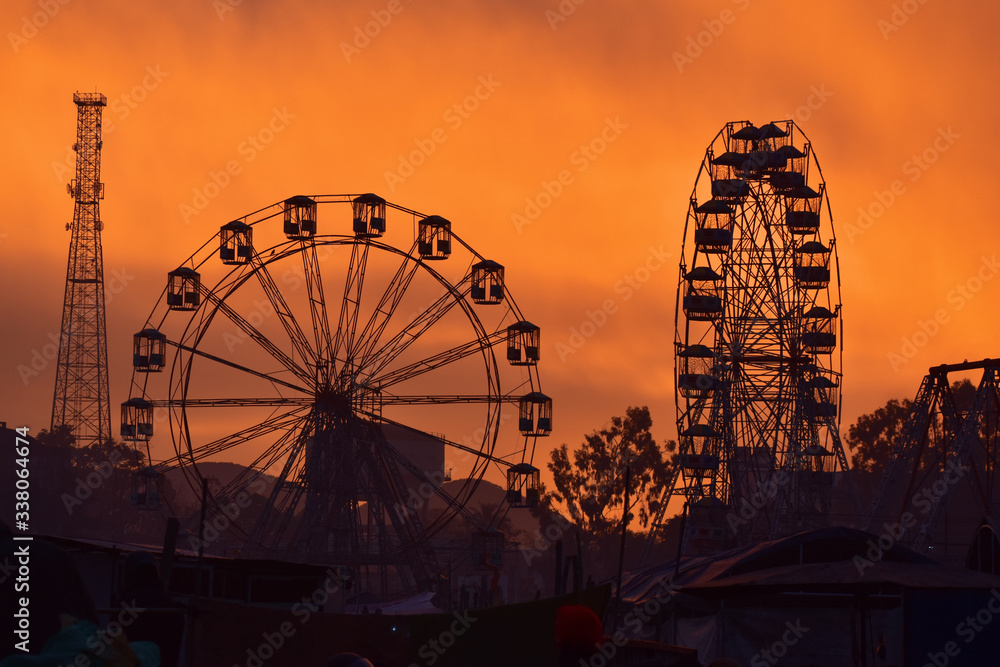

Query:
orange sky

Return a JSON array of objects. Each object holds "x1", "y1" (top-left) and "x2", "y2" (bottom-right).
[{"x1": 3, "y1": 1, "x2": 1000, "y2": 500}]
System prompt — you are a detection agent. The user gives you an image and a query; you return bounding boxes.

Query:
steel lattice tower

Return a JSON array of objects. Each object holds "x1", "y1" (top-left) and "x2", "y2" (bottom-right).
[{"x1": 51, "y1": 92, "x2": 111, "y2": 448}]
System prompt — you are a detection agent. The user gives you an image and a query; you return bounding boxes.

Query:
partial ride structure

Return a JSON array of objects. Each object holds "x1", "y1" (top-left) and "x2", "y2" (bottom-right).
[
  {"x1": 865, "y1": 358, "x2": 1000, "y2": 564},
  {"x1": 51, "y1": 92, "x2": 111, "y2": 449}
]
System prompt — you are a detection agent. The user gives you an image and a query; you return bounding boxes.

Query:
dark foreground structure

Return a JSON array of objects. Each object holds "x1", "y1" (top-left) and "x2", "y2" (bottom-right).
[{"x1": 619, "y1": 526, "x2": 1000, "y2": 666}]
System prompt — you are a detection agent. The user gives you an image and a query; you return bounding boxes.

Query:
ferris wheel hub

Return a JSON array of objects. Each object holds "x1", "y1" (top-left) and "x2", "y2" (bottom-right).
[{"x1": 315, "y1": 385, "x2": 353, "y2": 418}]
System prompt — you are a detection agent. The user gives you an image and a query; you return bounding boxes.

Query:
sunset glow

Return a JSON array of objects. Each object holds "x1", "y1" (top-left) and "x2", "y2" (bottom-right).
[{"x1": 4, "y1": 0, "x2": 999, "y2": 502}]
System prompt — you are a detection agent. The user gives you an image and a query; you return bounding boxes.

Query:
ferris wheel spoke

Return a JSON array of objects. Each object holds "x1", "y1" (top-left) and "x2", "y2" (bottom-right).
[
  {"x1": 216, "y1": 427, "x2": 301, "y2": 501},
  {"x1": 246, "y1": 424, "x2": 314, "y2": 552},
  {"x1": 204, "y1": 291, "x2": 314, "y2": 387},
  {"x1": 352, "y1": 254, "x2": 422, "y2": 371},
  {"x1": 362, "y1": 279, "x2": 469, "y2": 380},
  {"x1": 380, "y1": 393, "x2": 507, "y2": 405},
  {"x1": 159, "y1": 408, "x2": 309, "y2": 467},
  {"x1": 249, "y1": 253, "x2": 318, "y2": 370},
  {"x1": 152, "y1": 397, "x2": 313, "y2": 408},
  {"x1": 170, "y1": 341, "x2": 309, "y2": 394},
  {"x1": 375, "y1": 430, "x2": 493, "y2": 535},
  {"x1": 301, "y1": 242, "x2": 335, "y2": 380},
  {"x1": 371, "y1": 330, "x2": 506, "y2": 389},
  {"x1": 332, "y1": 239, "x2": 371, "y2": 370},
  {"x1": 376, "y1": 413, "x2": 509, "y2": 466}
]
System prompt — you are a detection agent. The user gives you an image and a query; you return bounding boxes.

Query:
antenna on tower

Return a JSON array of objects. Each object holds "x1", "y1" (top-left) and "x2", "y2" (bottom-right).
[{"x1": 51, "y1": 92, "x2": 111, "y2": 448}]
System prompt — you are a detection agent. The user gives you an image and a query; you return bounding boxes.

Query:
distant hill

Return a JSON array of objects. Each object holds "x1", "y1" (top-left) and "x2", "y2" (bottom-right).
[
  {"x1": 163, "y1": 461, "x2": 276, "y2": 515},
  {"x1": 434, "y1": 478, "x2": 547, "y2": 541},
  {"x1": 163, "y1": 463, "x2": 548, "y2": 541}
]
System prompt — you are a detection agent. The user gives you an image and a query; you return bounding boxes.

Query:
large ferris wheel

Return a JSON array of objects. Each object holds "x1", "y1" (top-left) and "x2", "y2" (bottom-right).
[
  {"x1": 122, "y1": 194, "x2": 547, "y2": 593},
  {"x1": 650, "y1": 121, "x2": 859, "y2": 556}
]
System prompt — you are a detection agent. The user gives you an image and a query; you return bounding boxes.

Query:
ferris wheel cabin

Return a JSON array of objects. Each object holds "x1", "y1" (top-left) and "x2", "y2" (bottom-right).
[
  {"x1": 801, "y1": 306, "x2": 837, "y2": 354},
  {"x1": 471, "y1": 260, "x2": 504, "y2": 304},
  {"x1": 120, "y1": 397, "x2": 153, "y2": 440},
  {"x1": 166, "y1": 267, "x2": 201, "y2": 311},
  {"x1": 683, "y1": 266, "x2": 724, "y2": 321},
  {"x1": 507, "y1": 463, "x2": 541, "y2": 508},
  {"x1": 681, "y1": 423, "x2": 722, "y2": 458},
  {"x1": 473, "y1": 528, "x2": 505, "y2": 568},
  {"x1": 677, "y1": 344, "x2": 717, "y2": 398},
  {"x1": 769, "y1": 145, "x2": 809, "y2": 193},
  {"x1": 417, "y1": 215, "x2": 452, "y2": 260},
  {"x1": 352, "y1": 193, "x2": 387, "y2": 237},
  {"x1": 785, "y1": 184, "x2": 824, "y2": 235},
  {"x1": 693, "y1": 199, "x2": 734, "y2": 254},
  {"x1": 283, "y1": 195, "x2": 317, "y2": 239},
  {"x1": 132, "y1": 328, "x2": 166, "y2": 372},
  {"x1": 518, "y1": 392, "x2": 552, "y2": 436},
  {"x1": 220, "y1": 220, "x2": 253, "y2": 265},
  {"x1": 708, "y1": 150, "x2": 750, "y2": 201},
  {"x1": 794, "y1": 241, "x2": 832, "y2": 290},
  {"x1": 130, "y1": 466, "x2": 162, "y2": 511},
  {"x1": 805, "y1": 375, "x2": 838, "y2": 421},
  {"x1": 506, "y1": 321, "x2": 540, "y2": 366}
]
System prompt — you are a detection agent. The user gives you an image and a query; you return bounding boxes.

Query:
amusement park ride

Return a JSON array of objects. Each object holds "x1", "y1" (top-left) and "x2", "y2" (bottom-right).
[
  {"x1": 644, "y1": 120, "x2": 861, "y2": 560},
  {"x1": 865, "y1": 358, "x2": 1000, "y2": 561},
  {"x1": 121, "y1": 194, "x2": 547, "y2": 594}
]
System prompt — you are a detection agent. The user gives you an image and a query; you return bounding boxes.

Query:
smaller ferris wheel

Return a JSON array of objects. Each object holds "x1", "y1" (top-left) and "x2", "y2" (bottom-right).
[{"x1": 121, "y1": 194, "x2": 548, "y2": 594}]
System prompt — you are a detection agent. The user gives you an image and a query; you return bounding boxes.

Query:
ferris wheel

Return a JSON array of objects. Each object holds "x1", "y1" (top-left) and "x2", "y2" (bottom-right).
[
  {"x1": 121, "y1": 194, "x2": 547, "y2": 593},
  {"x1": 650, "y1": 121, "x2": 858, "y2": 556}
]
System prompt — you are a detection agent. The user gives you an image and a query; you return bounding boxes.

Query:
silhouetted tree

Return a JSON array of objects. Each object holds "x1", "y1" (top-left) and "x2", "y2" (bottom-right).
[
  {"x1": 33, "y1": 424, "x2": 165, "y2": 541},
  {"x1": 847, "y1": 398, "x2": 913, "y2": 473},
  {"x1": 547, "y1": 406, "x2": 674, "y2": 536}
]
